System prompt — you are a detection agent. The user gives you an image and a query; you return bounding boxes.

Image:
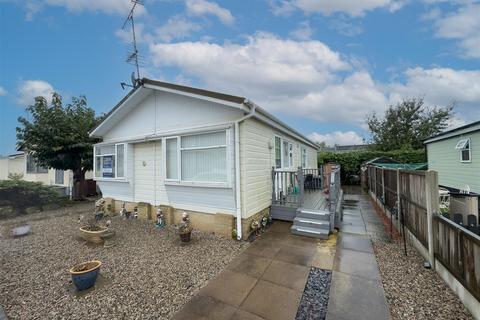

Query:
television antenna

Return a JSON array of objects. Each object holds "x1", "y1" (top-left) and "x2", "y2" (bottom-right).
[{"x1": 121, "y1": 0, "x2": 143, "y2": 87}]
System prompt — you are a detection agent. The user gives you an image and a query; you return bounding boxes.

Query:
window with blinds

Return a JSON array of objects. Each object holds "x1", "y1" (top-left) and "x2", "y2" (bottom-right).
[{"x1": 166, "y1": 131, "x2": 228, "y2": 184}]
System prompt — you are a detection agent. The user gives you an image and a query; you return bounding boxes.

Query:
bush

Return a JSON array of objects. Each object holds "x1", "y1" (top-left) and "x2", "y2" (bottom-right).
[
  {"x1": 0, "y1": 179, "x2": 64, "y2": 214},
  {"x1": 318, "y1": 149, "x2": 427, "y2": 184}
]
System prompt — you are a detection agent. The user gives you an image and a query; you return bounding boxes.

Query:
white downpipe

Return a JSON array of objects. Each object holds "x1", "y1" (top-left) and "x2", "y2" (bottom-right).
[{"x1": 234, "y1": 101, "x2": 256, "y2": 240}]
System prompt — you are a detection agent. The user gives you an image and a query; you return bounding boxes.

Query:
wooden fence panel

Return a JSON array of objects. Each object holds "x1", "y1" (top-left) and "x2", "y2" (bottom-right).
[
  {"x1": 434, "y1": 215, "x2": 480, "y2": 301},
  {"x1": 384, "y1": 169, "x2": 397, "y2": 212},
  {"x1": 399, "y1": 170, "x2": 428, "y2": 247}
]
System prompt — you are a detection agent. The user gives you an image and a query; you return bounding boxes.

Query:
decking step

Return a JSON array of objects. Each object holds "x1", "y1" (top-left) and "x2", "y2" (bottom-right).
[
  {"x1": 293, "y1": 217, "x2": 330, "y2": 230},
  {"x1": 296, "y1": 209, "x2": 330, "y2": 221},
  {"x1": 290, "y1": 225, "x2": 329, "y2": 239}
]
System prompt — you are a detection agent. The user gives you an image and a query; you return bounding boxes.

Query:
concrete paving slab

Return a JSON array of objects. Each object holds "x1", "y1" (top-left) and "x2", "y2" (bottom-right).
[
  {"x1": 334, "y1": 247, "x2": 380, "y2": 281},
  {"x1": 228, "y1": 253, "x2": 272, "y2": 279},
  {"x1": 231, "y1": 309, "x2": 265, "y2": 320},
  {"x1": 261, "y1": 260, "x2": 310, "y2": 292},
  {"x1": 243, "y1": 240, "x2": 282, "y2": 259},
  {"x1": 274, "y1": 244, "x2": 315, "y2": 266},
  {"x1": 326, "y1": 272, "x2": 390, "y2": 320},
  {"x1": 338, "y1": 234, "x2": 373, "y2": 253},
  {"x1": 241, "y1": 280, "x2": 302, "y2": 320},
  {"x1": 172, "y1": 295, "x2": 237, "y2": 320},
  {"x1": 199, "y1": 270, "x2": 258, "y2": 307},
  {"x1": 338, "y1": 223, "x2": 367, "y2": 235}
]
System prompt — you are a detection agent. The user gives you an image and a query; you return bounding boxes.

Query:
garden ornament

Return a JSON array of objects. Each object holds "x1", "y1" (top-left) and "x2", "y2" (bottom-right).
[
  {"x1": 133, "y1": 207, "x2": 138, "y2": 219},
  {"x1": 155, "y1": 208, "x2": 165, "y2": 228}
]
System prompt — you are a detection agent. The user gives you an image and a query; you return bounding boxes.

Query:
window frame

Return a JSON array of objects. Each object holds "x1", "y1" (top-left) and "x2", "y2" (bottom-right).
[
  {"x1": 164, "y1": 130, "x2": 231, "y2": 188},
  {"x1": 25, "y1": 154, "x2": 48, "y2": 174},
  {"x1": 301, "y1": 147, "x2": 307, "y2": 168},
  {"x1": 93, "y1": 143, "x2": 127, "y2": 180},
  {"x1": 274, "y1": 135, "x2": 294, "y2": 170},
  {"x1": 460, "y1": 138, "x2": 471, "y2": 163}
]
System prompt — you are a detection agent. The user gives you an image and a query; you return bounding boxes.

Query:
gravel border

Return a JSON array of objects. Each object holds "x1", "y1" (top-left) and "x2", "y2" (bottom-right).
[
  {"x1": 0, "y1": 204, "x2": 248, "y2": 319},
  {"x1": 295, "y1": 267, "x2": 332, "y2": 320}
]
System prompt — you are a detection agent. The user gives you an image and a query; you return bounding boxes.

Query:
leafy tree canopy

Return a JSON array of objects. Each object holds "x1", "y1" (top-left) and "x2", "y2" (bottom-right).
[
  {"x1": 366, "y1": 98, "x2": 453, "y2": 151},
  {"x1": 16, "y1": 93, "x2": 102, "y2": 178}
]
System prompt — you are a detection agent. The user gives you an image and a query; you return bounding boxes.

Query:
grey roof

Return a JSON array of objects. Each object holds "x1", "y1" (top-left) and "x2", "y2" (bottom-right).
[{"x1": 424, "y1": 120, "x2": 480, "y2": 143}]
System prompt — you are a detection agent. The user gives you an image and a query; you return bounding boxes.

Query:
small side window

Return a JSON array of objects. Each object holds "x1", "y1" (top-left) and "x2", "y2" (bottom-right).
[{"x1": 461, "y1": 139, "x2": 471, "y2": 162}]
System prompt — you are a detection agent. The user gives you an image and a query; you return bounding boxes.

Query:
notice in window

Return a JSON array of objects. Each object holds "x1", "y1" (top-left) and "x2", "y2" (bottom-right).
[{"x1": 103, "y1": 156, "x2": 114, "y2": 178}]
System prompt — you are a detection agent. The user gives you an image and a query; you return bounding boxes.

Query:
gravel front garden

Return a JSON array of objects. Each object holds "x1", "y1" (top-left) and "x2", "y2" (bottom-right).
[{"x1": 0, "y1": 202, "x2": 248, "y2": 319}]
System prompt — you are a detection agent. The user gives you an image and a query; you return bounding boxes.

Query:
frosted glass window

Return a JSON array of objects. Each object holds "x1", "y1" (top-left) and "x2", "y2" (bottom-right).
[
  {"x1": 181, "y1": 131, "x2": 226, "y2": 148},
  {"x1": 116, "y1": 144, "x2": 125, "y2": 178},
  {"x1": 96, "y1": 145, "x2": 115, "y2": 155},
  {"x1": 302, "y1": 147, "x2": 307, "y2": 168},
  {"x1": 166, "y1": 138, "x2": 179, "y2": 179}
]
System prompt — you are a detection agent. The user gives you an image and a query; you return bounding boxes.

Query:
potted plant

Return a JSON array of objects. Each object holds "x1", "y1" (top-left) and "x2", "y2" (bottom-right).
[
  {"x1": 69, "y1": 260, "x2": 102, "y2": 291},
  {"x1": 79, "y1": 219, "x2": 109, "y2": 244},
  {"x1": 178, "y1": 212, "x2": 192, "y2": 242}
]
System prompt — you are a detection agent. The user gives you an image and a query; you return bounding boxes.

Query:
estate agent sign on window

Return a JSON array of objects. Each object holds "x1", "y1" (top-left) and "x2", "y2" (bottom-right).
[{"x1": 102, "y1": 156, "x2": 114, "y2": 178}]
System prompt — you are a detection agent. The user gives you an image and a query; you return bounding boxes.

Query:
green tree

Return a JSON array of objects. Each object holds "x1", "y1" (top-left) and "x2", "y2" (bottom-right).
[
  {"x1": 16, "y1": 93, "x2": 102, "y2": 200},
  {"x1": 366, "y1": 98, "x2": 453, "y2": 151}
]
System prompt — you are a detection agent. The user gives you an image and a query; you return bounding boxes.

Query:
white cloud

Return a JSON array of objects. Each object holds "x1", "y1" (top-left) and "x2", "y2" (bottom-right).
[
  {"x1": 24, "y1": 0, "x2": 141, "y2": 19},
  {"x1": 328, "y1": 17, "x2": 364, "y2": 37},
  {"x1": 149, "y1": 33, "x2": 390, "y2": 124},
  {"x1": 155, "y1": 15, "x2": 202, "y2": 42},
  {"x1": 289, "y1": 21, "x2": 314, "y2": 40},
  {"x1": 388, "y1": 67, "x2": 480, "y2": 106},
  {"x1": 432, "y1": 3, "x2": 480, "y2": 58},
  {"x1": 270, "y1": 0, "x2": 407, "y2": 17},
  {"x1": 308, "y1": 131, "x2": 364, "y2": 146},
  {"x1": 16, "y1": 80, "x2": 55, "y2": 106},
  {"x1": 0, "y1": 86, "x2": 7, "y2": 96},
  {"x1": 185, "y1": 0, "x2": 234, "y2": 25}
]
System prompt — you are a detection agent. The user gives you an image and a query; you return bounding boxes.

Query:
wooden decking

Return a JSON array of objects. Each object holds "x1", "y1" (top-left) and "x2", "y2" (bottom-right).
[{"x1": 302, "y1": 189, "x2": 328, "y2": 211}]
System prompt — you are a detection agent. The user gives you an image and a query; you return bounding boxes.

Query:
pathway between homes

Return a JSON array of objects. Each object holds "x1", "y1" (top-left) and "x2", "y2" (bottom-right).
[
  {"x1": 172, "y1": 186, "x2": 390, "y2": 320},
  {"x1": 326, "y1": 186, "x2": 390, "y2": 320}
]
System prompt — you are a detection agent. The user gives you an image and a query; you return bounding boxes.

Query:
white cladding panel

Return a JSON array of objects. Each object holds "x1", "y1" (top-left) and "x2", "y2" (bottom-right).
[
  {"x1": 102, "y1": 91, "x2": 243, "y2": 142},
  {"x1": 240, "y1": 118, "x2": 318, "y2": 218}
]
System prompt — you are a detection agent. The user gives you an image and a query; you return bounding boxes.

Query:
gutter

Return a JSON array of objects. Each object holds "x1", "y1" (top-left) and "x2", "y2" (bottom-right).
[{"x1": 234, "y1": 101, "x2": 256, "y2": 240}]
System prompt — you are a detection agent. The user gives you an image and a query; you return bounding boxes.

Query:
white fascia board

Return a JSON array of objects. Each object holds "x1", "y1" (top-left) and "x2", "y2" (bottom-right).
[
  {"x1": 142, "y1": 83, "x2": 249, "y2": 112},
  {"x1": 424, "y1": 124, "x2": 480, "y2": 144},
  {"x1": 89, "y1": 87, "x2": 147, "y2": 138}
]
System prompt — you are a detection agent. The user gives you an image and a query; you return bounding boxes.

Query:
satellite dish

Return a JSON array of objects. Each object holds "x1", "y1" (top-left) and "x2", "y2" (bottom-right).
[{"x1": 131, "y1": 72, "x2": 138, "y2": 87}]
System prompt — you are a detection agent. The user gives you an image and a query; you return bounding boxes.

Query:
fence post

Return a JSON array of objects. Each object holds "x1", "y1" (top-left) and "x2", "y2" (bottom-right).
[
  {"x1": 396, "y1": 169, "x2": 401, "y2": 234},
  {"x1": 425, "y1": 170, "x2": 439, "y2": 269}
]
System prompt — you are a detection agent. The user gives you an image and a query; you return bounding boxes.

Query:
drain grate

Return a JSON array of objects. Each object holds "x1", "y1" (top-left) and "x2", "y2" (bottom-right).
[{"x1": 295, "y1": 267, "x2": 332, "y2": 320}]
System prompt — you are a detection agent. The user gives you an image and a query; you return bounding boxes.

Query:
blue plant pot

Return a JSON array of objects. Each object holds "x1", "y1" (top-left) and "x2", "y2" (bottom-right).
[{"x1": 70, "y1": 260, "x2": 101, "y2": 291}]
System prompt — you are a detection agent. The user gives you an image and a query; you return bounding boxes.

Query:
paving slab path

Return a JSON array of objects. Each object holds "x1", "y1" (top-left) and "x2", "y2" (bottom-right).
[
  {"x1": 173, "y1": 187, "x2": 390, "y2": 320},
  {"x1": 326, "y1": 188, "x2": 390, "y2": 320}
]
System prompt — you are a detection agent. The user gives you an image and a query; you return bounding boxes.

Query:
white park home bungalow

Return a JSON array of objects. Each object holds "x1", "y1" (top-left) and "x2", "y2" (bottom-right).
[{"x1": 90, "y1": 78, "x2": 319, "y2": 239}]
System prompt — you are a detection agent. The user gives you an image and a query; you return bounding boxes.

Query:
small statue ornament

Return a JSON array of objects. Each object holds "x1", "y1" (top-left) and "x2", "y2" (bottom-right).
[
  {"x1": 133, "y1": 207, "x2": 138, "y2": 219},
  {"x1": 178, "y1": 212, "x2": 192, "y2": 242},
  {"x1": 120, "y1": 202, "x2": 127, "y2": 219},
  {"x1": 155, "y1": 208, "x2": 165, "y2": 228}
]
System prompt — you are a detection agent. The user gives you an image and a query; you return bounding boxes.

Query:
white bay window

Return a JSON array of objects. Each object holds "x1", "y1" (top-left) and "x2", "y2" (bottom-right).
[
  {"x1": 94, "y1": 143, "x2": 126, "y2": 179},
  {"x1": 166, "y1": 131, "x2": 229, "y2": 185}
]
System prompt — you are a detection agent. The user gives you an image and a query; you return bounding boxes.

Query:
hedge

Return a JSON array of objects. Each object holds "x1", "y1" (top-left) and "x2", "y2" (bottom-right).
[
  {"x1": 0, "y1": 179, "x2": 64, "y2": 215},
  {"x1": 318, "y1": 149, "x2": 427, "y2": 184}
]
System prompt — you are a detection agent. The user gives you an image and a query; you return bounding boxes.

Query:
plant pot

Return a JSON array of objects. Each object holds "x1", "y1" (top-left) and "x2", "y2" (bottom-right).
[
  {"x1": 69, "y1": 260, "x2": 101, "y2": 291},
  {"x1": 79, "y1": 226, "x2": 109, "y2": 244},
  {"x1": 179, "y1": 231, "x2": 191, "y2": 242}
]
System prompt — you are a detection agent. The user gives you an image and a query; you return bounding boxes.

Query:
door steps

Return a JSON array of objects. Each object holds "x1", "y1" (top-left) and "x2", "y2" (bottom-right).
[{"x1": 291, "y1": 208, "x2": 331, "y2": 239}]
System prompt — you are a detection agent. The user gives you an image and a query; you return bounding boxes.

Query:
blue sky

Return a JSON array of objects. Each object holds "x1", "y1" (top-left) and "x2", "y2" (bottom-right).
[{"x1": 1, "y1": 0, "x2": 479, "y2": 155}]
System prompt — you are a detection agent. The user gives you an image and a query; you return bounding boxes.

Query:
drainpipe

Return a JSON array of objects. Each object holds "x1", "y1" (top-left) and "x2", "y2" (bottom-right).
[{"x1": 234, "y1": 101, "x2": 256, "y2": 240}]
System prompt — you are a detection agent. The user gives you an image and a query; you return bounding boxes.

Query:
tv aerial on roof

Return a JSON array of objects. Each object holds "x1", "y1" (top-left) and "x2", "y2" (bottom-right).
[{"x1": 120, "y1": 0, "x2": 144, "y2": 90}]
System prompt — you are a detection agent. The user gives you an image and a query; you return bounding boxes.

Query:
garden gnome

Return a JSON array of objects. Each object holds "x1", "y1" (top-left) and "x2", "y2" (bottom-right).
[
  {"x1": 180, "y1": 212, "x2": 190, "y2": 229},
  {"x1": 120, "y1": 202, "x2": 127, "y2": 219},
  {"x1": 155, "y1": 208, "x2": 165, "y2": 228},
  {"x1": 133, "y1": 207, "x2": 138, "y2": 219}
]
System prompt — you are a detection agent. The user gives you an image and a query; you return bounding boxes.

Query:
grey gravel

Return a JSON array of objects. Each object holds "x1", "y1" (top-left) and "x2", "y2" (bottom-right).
[
  {"x1": 296, "y1": 267, "x2": 332, "y2": 320},
  {"x1": 371, "y1": 231, "x2": 473, "y2": 319},
  {"x1": 0, "y1": 202, "x2": 248, "y2": 320}
]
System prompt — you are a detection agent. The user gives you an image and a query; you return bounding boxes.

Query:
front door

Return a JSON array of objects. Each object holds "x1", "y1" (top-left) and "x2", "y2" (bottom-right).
[{"x1": 55, "y1": 169, "x2": 64, "y2": 185}]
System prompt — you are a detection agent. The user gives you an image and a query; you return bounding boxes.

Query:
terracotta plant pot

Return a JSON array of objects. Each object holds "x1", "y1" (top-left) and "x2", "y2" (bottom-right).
[
  {"x1": 179, "y1": 231, "x2": 191, "y2": 242},
  {"x1": 79, "y1": 226, "x2": 109, "y2": 244},
  {"x1": 69, "y1": 260, "x2": 102, "y2": 291}
]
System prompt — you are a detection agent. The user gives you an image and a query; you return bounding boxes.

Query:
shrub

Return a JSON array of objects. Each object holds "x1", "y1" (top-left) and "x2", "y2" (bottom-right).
[
  {"x1": 318, "y1": 149, "x2": 427, "y2": 184},
  {"x1": 0, "y1": 179, "x2": 64, "y2": 214}
]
